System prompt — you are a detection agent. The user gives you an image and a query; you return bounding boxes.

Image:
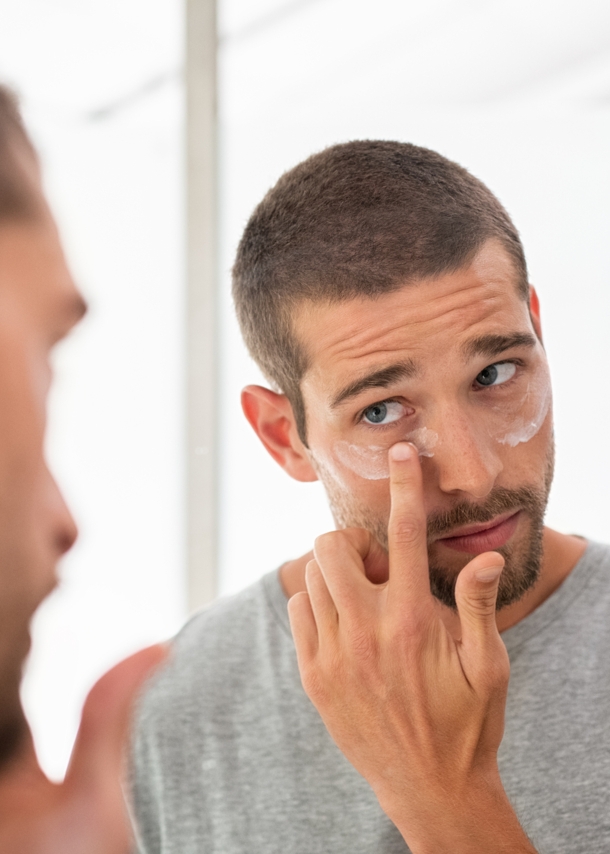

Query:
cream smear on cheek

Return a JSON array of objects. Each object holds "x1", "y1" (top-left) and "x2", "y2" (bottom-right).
[
  {"x1": 324, "y1": 363, "x2": 551, "y2": 482},
  {"x1": 492, "y1": 362, "x2": 552, "y2": 448},
  {"x1": 333, "y1": 427, "x2": 439, "y2": 481}
]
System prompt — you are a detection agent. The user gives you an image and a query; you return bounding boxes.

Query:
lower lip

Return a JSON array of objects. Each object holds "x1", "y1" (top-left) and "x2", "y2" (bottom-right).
[{"x1": 438, "y1": 511, "x2": 521, "y2": 554}]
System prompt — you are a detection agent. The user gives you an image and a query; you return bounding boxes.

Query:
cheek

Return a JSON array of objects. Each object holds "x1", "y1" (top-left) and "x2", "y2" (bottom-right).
[
  {"x1": 512, "y1": 406, "x2": 555, "y2": 478},
  {"x1": 333, "y1": 442, "x2": 389, "y2": 480},
  {"x1": 488, "y1": 410, "x2": 554, "y2": 496},
  {"x1": 310, "y1": 443, "x2": 391, "y2": 505},
  {"x1": 487, "y1": 363, "x2": 552, "y2": 449},
  {"x1": 331, "y1": 427, "x2": 440, "y2": 481}
]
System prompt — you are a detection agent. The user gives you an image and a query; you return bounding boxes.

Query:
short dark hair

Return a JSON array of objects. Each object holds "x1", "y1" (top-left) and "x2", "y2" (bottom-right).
[
  {"x1": 0, "y1": 86, "x2": 39, "y2": 222},
  {"x1": 233, "y1": 140, "x2": 528, "y2": 443}
]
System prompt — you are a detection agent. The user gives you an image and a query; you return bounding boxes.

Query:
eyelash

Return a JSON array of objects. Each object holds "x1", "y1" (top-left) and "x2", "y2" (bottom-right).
[
  {"x1": 357, "y1": 399, "x2": 410, "y2": 429},
  {"x1": 472, "y1": 359, "x2": 524, "y2": 392},
  {"x1": 356, "y1": 359, "x2": 526, "y2": 426}
]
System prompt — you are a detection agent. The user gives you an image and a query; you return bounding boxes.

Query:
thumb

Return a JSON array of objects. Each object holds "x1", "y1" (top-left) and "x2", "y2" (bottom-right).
[
  {"x1": 65, "y1": 644, "x2": 168, "y2": 792},
  {"x1": 455, "y1": 552, "x2": 504, "y2": 650}
]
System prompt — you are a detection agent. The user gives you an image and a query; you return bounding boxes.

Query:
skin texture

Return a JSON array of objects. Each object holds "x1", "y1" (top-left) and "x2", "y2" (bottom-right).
[
  {"x1": 0, "y1": 149, "x2": 165, "y2": 851},
  {"x1": 288, "y1": 444, "x2": 537, "y2": 853},
  {"x1": 242, "y1": 240, "x2": 587, "y2": 851},
  {"x1": 242, "y1": 241, "x2": 586, "y2": 630}
]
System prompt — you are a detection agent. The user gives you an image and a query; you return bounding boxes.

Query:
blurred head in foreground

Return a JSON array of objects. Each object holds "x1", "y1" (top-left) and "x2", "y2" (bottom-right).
[{"x1": 0, "y1": 88, "x2": 84, "y2": 767}]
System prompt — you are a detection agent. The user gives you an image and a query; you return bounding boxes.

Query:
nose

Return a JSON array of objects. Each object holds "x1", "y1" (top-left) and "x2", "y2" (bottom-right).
[
  {"x1": 431, "y1": 408, "x2": 503, "y2": 500},
  {"x1": 47, "y1": 472, "x2": 78, "y2": 557}
]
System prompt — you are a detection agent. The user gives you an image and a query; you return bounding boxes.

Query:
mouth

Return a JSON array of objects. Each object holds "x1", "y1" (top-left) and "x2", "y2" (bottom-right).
[{"x1": 436, "y1": 510, "x2": 521, "y2": 554}]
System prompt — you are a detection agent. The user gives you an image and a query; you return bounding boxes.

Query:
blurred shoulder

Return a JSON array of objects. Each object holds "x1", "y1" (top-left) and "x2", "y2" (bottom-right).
[{"x1": 135, "y1": 570, "x2": 290, "y2": 724}]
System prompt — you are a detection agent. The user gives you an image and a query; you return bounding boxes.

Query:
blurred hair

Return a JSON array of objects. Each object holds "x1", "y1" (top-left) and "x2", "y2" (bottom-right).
[
  {"x1": 0, "y1": 85, "x2": 39, "y2": 222},
  {"x1": 233, "y1": 140, "x2": 529, "y2": 443}
]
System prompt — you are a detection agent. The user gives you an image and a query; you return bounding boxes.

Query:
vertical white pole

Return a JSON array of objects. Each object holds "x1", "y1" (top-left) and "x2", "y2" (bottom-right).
[{"x1": 185, "y1": 0, "x2": 218, "y2": 612}]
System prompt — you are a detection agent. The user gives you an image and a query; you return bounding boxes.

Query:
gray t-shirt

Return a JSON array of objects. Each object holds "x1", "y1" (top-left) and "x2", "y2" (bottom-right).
[{"x1": 131, "y1": 540, "x2": 610, "y2": 854}]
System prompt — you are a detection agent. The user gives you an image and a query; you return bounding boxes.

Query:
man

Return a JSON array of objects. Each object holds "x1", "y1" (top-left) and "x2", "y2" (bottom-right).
[
  {"x1": 0, "y1": 86, "x2": 164, "y2": 851},
  {"x1": 132, "y1": 142, "x2": 607, "y2": 852},
  {"x1": 0, "y1": 91, "x2": 523, "y2": 852}
]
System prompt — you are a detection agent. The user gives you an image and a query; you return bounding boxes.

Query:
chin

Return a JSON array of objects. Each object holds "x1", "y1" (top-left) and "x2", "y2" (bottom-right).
[{"x1": 429, "y1": 522, "x2": 545, "y2": 611}]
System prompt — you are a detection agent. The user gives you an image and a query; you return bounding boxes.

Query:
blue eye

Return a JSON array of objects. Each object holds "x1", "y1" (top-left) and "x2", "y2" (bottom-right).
[
  {"x1": 476, "y1": 362, "x2": 516, "y2": 388},
  {"x1": 362, "y1": 401, "x2": 405, "y2": 425},
  {"x1": 364, "y1": 402, "x2": 387, "y2": 423}
]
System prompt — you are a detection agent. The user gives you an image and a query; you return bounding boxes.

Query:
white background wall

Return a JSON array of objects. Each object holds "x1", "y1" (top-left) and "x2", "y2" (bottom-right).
[
  {"x1": 2, "y1": 0, "x2": 610, "y2": 779},
  {"x1": 218, "y1": 0, "x2": 610, "y2": 595}
]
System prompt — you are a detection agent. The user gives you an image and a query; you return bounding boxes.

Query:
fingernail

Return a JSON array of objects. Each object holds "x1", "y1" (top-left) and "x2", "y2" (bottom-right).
[
  {"x1": 389, "y1": 442, "x2": 416, "y2": 462},
  {"x1": 474, "y1": 563, "x2": 503, "y2": 583}
]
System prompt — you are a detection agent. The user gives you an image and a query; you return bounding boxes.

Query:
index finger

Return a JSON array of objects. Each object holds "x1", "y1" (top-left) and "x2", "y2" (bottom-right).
[{"x1": 387, "y1": 442, "x2": 432, "y2": 607}]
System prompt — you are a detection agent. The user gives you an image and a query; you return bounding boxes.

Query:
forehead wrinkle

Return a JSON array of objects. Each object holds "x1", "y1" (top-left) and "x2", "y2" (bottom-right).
[
  {"x1": 323, "y1": 292, "x2": 505, "y2": 374},
  {"x1": 298, "y1": 264, "x2": 520, "y2": 396}
]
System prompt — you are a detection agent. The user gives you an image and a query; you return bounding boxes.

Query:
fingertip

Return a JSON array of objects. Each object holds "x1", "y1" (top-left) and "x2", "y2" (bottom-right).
[
  {"x1": 471, "y1": 552, "x2": 505, "y2": 584},
  {"x1": 389, "y1": 441, "x2": 417, "y2": 463},
  {"x1": 287, "y1": 589, "x2": 310, "y2": 615},
  {"x1": 287, "y1": 591, "x2": 317, "y2": 659},
  {"x1": 474, "y1": 563, "x2": 504, "y2": 584},
  {"x1": 305, "y1": 558, "x2": 319, "y2": 579},
  {"x1": 388, "y1": 442, "x2": 423, "y2": 495}
]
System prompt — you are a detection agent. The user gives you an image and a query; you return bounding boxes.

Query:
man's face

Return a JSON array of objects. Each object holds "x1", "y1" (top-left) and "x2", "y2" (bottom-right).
[
  {"x1": 296, "y1": 240, "x2": 554, "y2": 610},
  {"x1": 0, "y1": 175, "x2": 84, "y2": 764}
]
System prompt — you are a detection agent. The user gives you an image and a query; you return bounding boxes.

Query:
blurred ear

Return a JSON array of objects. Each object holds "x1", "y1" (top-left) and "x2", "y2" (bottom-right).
[
  {"x1": 241, "y1": 385, "x2": 318, "y2": 483},
  {"x1": 529, "y1": 285, "x2": 542, "y2": 341}
]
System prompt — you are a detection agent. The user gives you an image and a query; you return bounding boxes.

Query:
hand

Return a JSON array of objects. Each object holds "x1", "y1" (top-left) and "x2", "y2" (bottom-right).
[
  {"x1": 0, "y1": 644, "x2": 166, "y2": 854},
  {"x1": 288, "y1": 442, "x2": 536, "y2": 854}
]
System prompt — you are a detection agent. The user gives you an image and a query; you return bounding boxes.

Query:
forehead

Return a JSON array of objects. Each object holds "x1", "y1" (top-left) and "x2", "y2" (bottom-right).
[{"x1": 296, "y1": 241, "x2": 530, "y2": 396}]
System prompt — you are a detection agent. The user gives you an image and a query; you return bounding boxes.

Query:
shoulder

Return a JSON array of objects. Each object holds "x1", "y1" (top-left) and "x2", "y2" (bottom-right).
[
  {"x1": 134, "y1": 571, "x2": 291, "y2": 730},
  {"x1": 573, "y1": 539, "x2": 610, "y2": 593},
  {"x1": 574, "y1": 539, "x2": 610, "y2": 607}
]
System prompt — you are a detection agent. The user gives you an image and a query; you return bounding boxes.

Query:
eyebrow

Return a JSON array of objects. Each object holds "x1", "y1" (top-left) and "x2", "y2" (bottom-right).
[
  {"x1": 330, "y1": 359, "x2": 418, "y2": 409},
  {"x1": 461, "y1": 332, "x2": 537, "y2": 361}
]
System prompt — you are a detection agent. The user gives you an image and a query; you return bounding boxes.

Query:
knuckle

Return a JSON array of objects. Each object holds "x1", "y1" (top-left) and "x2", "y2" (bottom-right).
[
  {"x1": 314, "y1": 530, "x2": 349, "y2": 561},
  {"x1": 313, "y1": 531, "x2": 334, "y2": 554},
  {"x1": 465, "y1": 591, "x2": 497, "y2": 617},
  {"x1": 391, "y1": 467, "x2": 413, "y2": 488},
  {"x1": 342, "y1": 527, "x2": 370, "y2": 553},
  {"x1": 346, "y1": 625, "x2": 378, "y2": 664},
  {"x1": 300, "y1": 662, "x2": 328, "y2": 705},
  {"x1": 388, "y1": 615, "x2": 426, "y2": 651},
  {"x1": 389, "y1": 516, "x2": 423, "y2": 548}
]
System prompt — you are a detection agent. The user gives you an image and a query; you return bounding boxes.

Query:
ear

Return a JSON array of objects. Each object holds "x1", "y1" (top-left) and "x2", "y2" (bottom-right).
[
  {"x1": 241, "y1": 385, "x2": 318, "y2": 483},
  {"x1": 529, "y1": 285, "x2": 543, "y2": 341}
]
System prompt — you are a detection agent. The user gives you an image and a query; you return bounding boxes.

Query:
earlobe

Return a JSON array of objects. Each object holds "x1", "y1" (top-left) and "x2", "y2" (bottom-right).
[
  {"x1": 528, "y1": 286, "x2": 543, "y2": 341},
  {"x1": 241, "y1": 385, "x2": 318, "y2": 483}
]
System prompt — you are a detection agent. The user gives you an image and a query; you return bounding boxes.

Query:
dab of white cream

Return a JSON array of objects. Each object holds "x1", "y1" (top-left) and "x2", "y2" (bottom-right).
[
  {"x1": 333, "y1": 427, "x2": 439, "y2": 481},
  {"x1": 494, "y1": 367, "x2": 552, "y2": 447},
  {"x1": 407, "y1": 426, "x2": 439, "y2": 458}
]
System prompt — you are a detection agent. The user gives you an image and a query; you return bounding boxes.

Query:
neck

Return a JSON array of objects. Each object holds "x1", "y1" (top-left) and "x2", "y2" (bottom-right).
[
  {"x1": 495, "y1": 527, "x2": 586, "y2": 631},
  {"x1": 279, "y1": 527, "x2": 587, "y2": 633}
]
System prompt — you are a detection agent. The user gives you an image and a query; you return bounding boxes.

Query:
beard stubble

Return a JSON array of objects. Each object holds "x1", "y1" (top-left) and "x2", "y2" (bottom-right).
[{"x1": 314, "y1": 443, "x2": 555, "y2": 611}]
